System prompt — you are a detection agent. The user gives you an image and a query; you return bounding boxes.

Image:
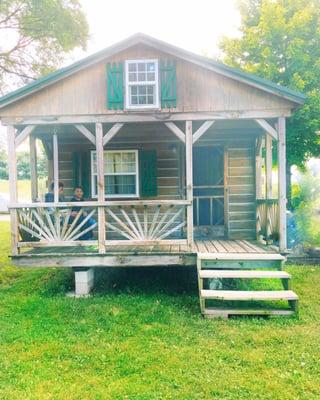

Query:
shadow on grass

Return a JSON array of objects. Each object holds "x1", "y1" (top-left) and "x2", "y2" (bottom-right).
[{"x1": 94, "y1": 266, "x2": 199, "y2": 297}]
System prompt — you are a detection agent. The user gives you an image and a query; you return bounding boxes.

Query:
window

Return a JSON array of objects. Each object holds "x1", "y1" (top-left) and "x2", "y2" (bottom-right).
[
  {"x1": 125, "y1": 59, "x2": 159, "y2": 109},
  {"x1": 91, "y1": 150, "x2": 139, "y2": 198}
]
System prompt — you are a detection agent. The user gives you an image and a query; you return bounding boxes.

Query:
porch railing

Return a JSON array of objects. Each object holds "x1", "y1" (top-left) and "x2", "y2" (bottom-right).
[
  {"x1": 9, "y1": 200, "x2": 190, "y2": 253},
  {"x1": 256, "y1": 199, "x2": 279, "y2": 243}
]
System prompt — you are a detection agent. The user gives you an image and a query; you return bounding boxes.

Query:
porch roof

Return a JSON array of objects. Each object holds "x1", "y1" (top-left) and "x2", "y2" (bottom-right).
[{"x1": 0, "y1": 33, "x2": 305, "y2": 110}]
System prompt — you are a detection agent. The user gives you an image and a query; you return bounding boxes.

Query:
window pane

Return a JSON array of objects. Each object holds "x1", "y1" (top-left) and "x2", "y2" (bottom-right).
[
  {"x1": 138, "y1": 62, "x2": 145, "y2": 72},
  {"x1": 131, "y1": 96, "x2": 138, "y2": 105},
  {"x1": 131, "y1": 86, "x2": 137, "y2": 95},
  {"x1": 128, "y1": 63, "x2": 136, "y2": 72},
  {"x1": 129, "y1": 72, "x2": 137, "y2": 82},
  {"x1": 138, "y1": 72, "x2": 146, "y2": 81},
  {"x1": 105, "y1": 175, "x2": 136, "y2": 195},
  {"x1": 147, "y1": 62, "x2": 155, "y2": 72},
  {"x1": 147, "y1": 72, "x2": 155, "y2": 81}
]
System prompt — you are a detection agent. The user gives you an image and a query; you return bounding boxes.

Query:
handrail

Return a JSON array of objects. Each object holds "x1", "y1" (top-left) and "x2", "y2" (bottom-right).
[{"x1": 9, "y1": 199, "x2": 192, "y2": 209}]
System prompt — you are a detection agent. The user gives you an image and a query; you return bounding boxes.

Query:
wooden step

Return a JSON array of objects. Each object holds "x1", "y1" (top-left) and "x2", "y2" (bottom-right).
[
  {"x1": 197, "y1": 253, "x2": 285, "y2": 261},
  {"x1": 204, "y1": 307, "x2": 295, "y2": 318},
  {"x1": 199, "y1": 270, "x2": 291, "y2": 279},
  {"x1": 201, "y1": 289, "x2": 298, "y2": 301}
]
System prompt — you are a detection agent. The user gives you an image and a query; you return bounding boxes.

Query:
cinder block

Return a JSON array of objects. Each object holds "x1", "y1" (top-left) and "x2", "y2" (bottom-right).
[{"x1": 74, "y1": 268, "x2": 95, "y2": 296}]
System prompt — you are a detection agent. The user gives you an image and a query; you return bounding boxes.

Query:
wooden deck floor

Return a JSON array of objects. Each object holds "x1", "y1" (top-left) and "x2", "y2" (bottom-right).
[{"x1": 19, "y1": 239, "x2": 276, "y2": 256}]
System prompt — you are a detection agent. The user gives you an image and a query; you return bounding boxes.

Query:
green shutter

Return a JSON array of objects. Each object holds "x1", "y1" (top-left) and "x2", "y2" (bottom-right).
[
  {"x1": 72, "y1": 152, "x2": 91, "y2": 198},
  {"x1": 139, "y1": 150, "x2": 157, "y2": 198},
  {"x1": 160, "y1": 59, "x2": 177, "y2": 108},
  {"x1": 72, "y1": 153, "x2": 80, "y2": 188},
  {"x1": 106, "y1": 62, "x2": 124, "y2": 110},
  {"x1": 81, "y1": 152, "x2": 90, "y2": 198}
]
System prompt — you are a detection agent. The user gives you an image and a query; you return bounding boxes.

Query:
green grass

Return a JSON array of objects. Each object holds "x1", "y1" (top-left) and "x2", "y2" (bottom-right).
[{"x1": 0, "y1": 221, "x2": 320, "y2": 399}]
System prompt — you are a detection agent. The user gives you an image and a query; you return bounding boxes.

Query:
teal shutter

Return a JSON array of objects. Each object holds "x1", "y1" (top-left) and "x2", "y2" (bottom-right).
[
  {"x1": 72, "y1": 153, "x2": 80, "y2": 188},
  {"x1": 81, "y1": 152, "x2": 90, "y2": 198},
  {"x1": 139, "y1": 150, "x2": 157, "y2": 198},
  {"x1": 107, "y1": 62, "x2": 124, "y2": 110},
  {"x1": 160, "y1": 60, "x2": 177, "y2": 108}
]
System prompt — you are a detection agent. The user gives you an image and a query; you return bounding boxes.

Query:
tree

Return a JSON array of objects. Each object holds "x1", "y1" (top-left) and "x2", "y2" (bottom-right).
[
  {"x1": 0, "y1": 0, "x2": 89, "y2": 93},
  {"x1": 0, "y1": 150, "x2": 8, "y2": 179},
  {"x1": 220, "y1": 0, "x2": 320, "y2": 205}
]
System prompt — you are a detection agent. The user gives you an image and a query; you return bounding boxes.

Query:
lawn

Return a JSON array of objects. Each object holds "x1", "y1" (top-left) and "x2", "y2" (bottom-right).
[{"x1": 0, "y1": 221, "x2": 319, "y2": 399}]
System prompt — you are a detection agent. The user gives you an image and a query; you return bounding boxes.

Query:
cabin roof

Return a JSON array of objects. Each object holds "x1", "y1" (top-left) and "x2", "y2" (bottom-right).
[{"x1": 0, "y1": 32, "x2": 306, "y2": 109}]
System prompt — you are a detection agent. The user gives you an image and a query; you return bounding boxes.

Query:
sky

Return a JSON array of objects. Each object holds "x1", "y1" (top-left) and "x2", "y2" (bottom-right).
[{"x1": 71, "y1": 0, "x2": 241, "y2": 62}]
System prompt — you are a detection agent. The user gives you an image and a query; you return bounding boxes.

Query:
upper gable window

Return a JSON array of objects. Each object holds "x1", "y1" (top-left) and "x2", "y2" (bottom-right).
[{"x1": 125, "y1": 59, "x2": 159, "y2": 109}]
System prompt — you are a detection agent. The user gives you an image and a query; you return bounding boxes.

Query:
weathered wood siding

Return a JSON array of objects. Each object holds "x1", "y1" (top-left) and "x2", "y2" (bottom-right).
[
  {"x1": 1, "y1": 44, "x2": 294, "y2": 117},
  {"x1": 51, "y1": 124, "x2": 182, "y2": 200}
]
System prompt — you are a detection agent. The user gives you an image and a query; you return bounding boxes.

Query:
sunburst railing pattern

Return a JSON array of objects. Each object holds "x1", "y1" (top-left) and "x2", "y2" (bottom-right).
[
  {"x1": 105, "y1": 203, "x2": 187, "y2": 242},
  {"x1": 17, "y1": 206, "x2": 97, "y2": 244}
]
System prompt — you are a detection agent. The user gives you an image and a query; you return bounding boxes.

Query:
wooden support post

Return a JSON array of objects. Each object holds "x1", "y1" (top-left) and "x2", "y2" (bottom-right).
[
  {"x1": 52, "y1": 132, "x2": 59, "y2": 203},
  {"x1": 255, "y1": 136, "x2": 263, "y2": 240},
  {"x1": 185, "y1": 120, "x2": 193, "y2": 248},
  {"x1": 265, "y1": 134, "x2": 273, "y2": 199},
  {"x1": 255, "y1": 136, "x2": 263, "y2": 199},
  {"x1": 96, "y1": 122, "x2": 106, "y2": 254},
  {"x1": 30, "y1": 135, "x2": 38, "y2": 201},
  {"x1": 7, "y1": 126, "x2": 19, "y2": 255},
  {"x1": 223, "y1": 147, "x2": 229, "y2": 238},
  {"x1": 265, "y1": 133, "x2": 273, "y2": 240},
  {"x1": 278, "y1": 117, "x2": 287, "y2": 252}
]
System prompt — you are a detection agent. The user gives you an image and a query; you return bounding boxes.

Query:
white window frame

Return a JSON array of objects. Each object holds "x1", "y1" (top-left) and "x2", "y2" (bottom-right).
[
  {"x1": 91, "y1": 149, "x2": 139, "y2": 198},
  {"x1": 125, "y1": 59, "x2": 160, "y2": 110}
]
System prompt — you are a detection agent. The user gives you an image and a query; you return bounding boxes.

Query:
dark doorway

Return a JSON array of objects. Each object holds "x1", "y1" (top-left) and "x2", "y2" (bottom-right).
[{"x1": 193, "y1": 146, "x2": 225, "y2": 238}]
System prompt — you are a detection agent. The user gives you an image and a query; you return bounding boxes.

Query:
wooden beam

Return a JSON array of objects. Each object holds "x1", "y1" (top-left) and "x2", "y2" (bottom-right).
[
  {"x1": 1, "y1": 110, "x2": 292, "y2": 126},
  {"x1": 278, "y1": 117, "x2": 287, "y2": 252},
  {"x1": 74, "y1": 124, "x2": 95, "y2": 144},
  {"x1": 7, "y1": 126, "x2": 18, "y2": 255},
  {"x1": 103, "y1": 123, "x2": 124, "y2": 146},
  {"x1": 15, "y1": 125, "x2": 36, "y2": 147},
  {"x1": 96, "y1": 122, "x2": 106, "y2": 253},
  {"x1": 29, "y1": 135, "x2": 38, "y2": 201},
  {"x1": 165, "y1": 122, "x2": 186, "y2": 143},
  {"x1": 185, "y1": 121, "x2": 193, "y2": 247},
  {"x1": 265, "y1": 134, "x2": 272, "y2": 199},
  {"x1": 255, "y1": 136, "x2": 263, "y2": 199},
  {"x1": 255, "y1": 119, "x2": 278, "y2": 140},
  {"x1": 192, "y1": 120, "x2": 215, "y2": 143},
  {"x1": 52, "y1": 132, "x2": 59, "y2": 203}
]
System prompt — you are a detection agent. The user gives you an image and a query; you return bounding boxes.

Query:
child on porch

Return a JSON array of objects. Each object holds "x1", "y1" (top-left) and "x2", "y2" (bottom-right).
[
  {"x1": 45, "y1": 181, "x2": 65, "y2": 202},
  {"x1": 70, "y1": 186, "x2": 96, "y2": 240}
]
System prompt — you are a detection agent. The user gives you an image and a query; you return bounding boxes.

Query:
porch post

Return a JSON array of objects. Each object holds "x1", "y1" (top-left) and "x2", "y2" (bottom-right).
[
  {"x1": 185, "y1": 120, "x2": 193, "y2": 247},
  {"x1": 265, "y1": 133, "x2": 273, "y2": 239},
  {"x1": 52, "y1": 131, "x2": 59, "y2": 203},
  {"x1": 7, "y1": 125, "x2": 18, "y2": 255},
  {"x1": 29, "y1": 134, "x2": 38, "y2": 201},
  {"x1": 265, "y1": 134, "x2": 273, "y2": 199},
  {"x1": 95, "y1": 122, "x2": 106, "y2": 254},
  {"x1": 278, "y1": 117, "x2": 287, "y2": 252}
]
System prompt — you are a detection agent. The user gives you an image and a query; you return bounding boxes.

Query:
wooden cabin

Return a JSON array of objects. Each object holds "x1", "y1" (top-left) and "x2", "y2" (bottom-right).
[{"x1": 0, "y1": 34, "x2": 304, "y2": 317}]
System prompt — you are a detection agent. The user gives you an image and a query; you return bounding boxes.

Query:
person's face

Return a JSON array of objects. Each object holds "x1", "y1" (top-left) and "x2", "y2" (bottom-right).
[
  {"x1": 74, "y1": 188, "x2": 83, "y2": 199},
  {"x1": 59, "y1": 186, "x2": 64, "y2": 195}
]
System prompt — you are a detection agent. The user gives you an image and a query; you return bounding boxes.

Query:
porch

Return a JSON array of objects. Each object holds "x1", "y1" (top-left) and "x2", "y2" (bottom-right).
[{"x1": 6, "y1": 117, "x2": 286, "y2": 258}]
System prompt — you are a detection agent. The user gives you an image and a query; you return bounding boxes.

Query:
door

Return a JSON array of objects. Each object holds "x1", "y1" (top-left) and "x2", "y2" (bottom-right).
[{"x1": 193, "y1": 146, "x2": 225, "y2": 239}]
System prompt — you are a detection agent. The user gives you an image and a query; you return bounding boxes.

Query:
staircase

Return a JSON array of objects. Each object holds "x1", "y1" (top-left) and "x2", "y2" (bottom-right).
[{"x1": 197, "y1": 253, "x2": 299, "y2": 318}]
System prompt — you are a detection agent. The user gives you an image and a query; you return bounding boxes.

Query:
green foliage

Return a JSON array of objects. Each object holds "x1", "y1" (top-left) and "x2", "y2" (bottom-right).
[
  {"x1": 0, "y1": 0, "x2": 89, "y2": 93},
  {"x1": 220, "y1": 0, "x2": 320, "y2": 168},
  {"x1": 291, "y1": 171, "x2": 320, "y2": 245},
  {"x1": 0, "y1": 150, "x2": 8, "y2": 179},
  {"x1": 0, "y1": 220, "x2": 320, "y2": 399}
]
